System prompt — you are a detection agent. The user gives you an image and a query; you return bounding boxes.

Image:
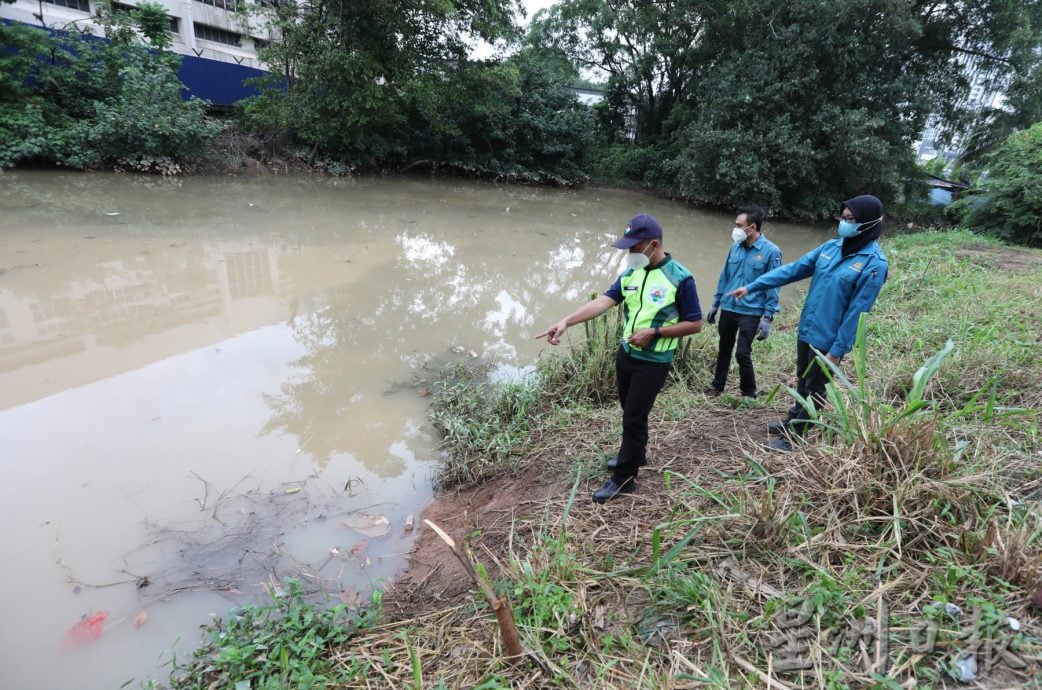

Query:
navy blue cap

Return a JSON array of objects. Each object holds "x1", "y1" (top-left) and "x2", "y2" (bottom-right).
[{"x1": 613, "y1": 213, "x2": 663, "y2": 249}]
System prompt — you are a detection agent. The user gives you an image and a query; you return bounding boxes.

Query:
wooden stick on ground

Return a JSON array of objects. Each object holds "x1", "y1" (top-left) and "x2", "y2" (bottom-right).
[
  {"x1": 424, "y1": 519, "x2": 524, "y2": 661},
  {"x1": 731, "y1": 653, "x2": 795, "y2": 690}
]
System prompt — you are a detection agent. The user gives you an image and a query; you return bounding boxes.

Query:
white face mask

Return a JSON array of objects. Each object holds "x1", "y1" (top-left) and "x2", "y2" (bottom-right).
[
  {"x1": 732, "y1": 226, "x2": 747, "y2": 243},
  {"x1": 625, "y1": 243, "x2": 652, "y2": 270},
  {"x1": 625, "y1": 251, "x2": 650, "y2": 271}
]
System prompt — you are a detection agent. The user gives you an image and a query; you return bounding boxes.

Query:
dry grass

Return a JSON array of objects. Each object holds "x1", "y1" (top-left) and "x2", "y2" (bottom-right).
[{"x1": 325, "y1": 391, "x2": 1042, "y2": 688}]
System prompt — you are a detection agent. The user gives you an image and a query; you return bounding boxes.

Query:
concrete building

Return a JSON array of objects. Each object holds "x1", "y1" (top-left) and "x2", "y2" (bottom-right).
[
  {"x1": 914, "y1": 53, "x2": 1007, "y2": 164},
  {"x1": 1, "y1": 0, "x2": 274, "y2": 103}
]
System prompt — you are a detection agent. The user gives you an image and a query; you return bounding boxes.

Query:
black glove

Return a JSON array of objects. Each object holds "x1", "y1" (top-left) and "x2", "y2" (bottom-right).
[
  {"x1": 756, "y1": 317, "x2": 771, "y2": 341},
  {"x1": 707, "y1": 307, "x2": 719, "y2": 325}
]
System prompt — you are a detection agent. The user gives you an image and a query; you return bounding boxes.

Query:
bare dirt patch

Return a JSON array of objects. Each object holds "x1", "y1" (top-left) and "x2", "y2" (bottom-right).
[
  {"x1": 384, "y1": 403, "x2": 781, "y2": 617},
  {"x1": 954, "y1": 243, "x2": 1042, "y2": 271}
]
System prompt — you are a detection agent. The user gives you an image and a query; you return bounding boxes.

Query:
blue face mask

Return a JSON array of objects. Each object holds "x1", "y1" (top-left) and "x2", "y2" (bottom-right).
[{"x1": 837, "y1": 219, "x2": 863, "y2": 237}]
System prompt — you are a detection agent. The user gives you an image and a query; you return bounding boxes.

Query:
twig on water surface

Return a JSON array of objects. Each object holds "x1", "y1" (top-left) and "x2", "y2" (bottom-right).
[
  {"x1": 424, "y1": 519, "x2": 525, "y2": 661},
  {"x1": 51, "y1": 526, "x2": 137, "y2": 590},
  {"x1": 189, "y1": 471, "x2": 211, "y2": 512}
]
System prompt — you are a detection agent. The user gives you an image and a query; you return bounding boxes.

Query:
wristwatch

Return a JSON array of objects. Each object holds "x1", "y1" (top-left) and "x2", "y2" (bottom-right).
[{"x1": 654, "y1": 326, "x2": 662, "y2": 336}]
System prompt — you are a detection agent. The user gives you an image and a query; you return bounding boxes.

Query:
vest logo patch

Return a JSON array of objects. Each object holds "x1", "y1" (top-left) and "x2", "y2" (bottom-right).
[
  {"x1": 851, "y1": 262, "x2": 863, "y2": 272},
  {"x1": 755, "y1": 254, "x2": 763, "y2": 261},
  {"x1": 649, "y1": 286, "x2": 666, "y2": 303},
  {"x1": 624, "y1": 285, "x2": 639, "y2": 291}
]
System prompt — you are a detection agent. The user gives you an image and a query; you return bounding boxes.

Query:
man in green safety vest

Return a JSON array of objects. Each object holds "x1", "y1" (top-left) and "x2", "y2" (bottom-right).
[{"x1": 536, "y1": 213, "x2": 704, "y2": 503}]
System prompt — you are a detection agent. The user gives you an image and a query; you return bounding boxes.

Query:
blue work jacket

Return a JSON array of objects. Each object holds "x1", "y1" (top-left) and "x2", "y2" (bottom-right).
[
  {"x1": 712, "y1": 235, "x2": 782, "y2": 318},
  {"x1": 744, "y1": 238, "x2": 888, "y2": 357}
]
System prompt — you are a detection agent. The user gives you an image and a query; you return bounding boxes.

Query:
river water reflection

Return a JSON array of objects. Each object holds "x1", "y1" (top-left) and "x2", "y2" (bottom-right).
[{"x1": 0, "y1": 171, "x2": 825, "y2": 689}]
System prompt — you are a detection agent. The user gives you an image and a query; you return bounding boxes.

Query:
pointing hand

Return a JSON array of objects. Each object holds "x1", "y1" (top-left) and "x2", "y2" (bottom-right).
[{"x1": 535, "y1": 319, "x2": 569, "y2": 345}]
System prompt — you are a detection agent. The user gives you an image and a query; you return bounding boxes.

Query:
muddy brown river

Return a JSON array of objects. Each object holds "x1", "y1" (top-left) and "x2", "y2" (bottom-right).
[{"x1": 0, "y1": 171, "x2": 825, "y2": 689}]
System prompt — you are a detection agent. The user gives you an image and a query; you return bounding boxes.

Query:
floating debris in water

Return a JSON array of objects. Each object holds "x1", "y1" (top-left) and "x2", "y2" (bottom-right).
[
  {"x1": 340, "y1": 512, "x2": 391, "y2": 538},
  {"x1": 63, "y1": 612, "x2": 108, "y2": 649}
]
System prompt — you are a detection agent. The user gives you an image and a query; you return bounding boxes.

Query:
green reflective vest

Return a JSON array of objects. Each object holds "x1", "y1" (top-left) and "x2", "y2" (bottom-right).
[{"x1": 620, "y1": 255, "x2": 693, "y2": 363}]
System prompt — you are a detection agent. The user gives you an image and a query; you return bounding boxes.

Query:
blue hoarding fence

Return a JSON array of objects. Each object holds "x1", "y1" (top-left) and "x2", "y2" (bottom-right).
[
  {"x1": 4, "y1": 19, "x2": 271, "y2": 106},
  {"x1": 178, "y1": 53, "x2": 269, "y2": 105}
]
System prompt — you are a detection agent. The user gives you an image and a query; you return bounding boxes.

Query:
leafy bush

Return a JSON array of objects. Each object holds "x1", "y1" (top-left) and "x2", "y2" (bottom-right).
[
  {"x1": 65, "y1": 61, "x2": 221, "y2": 171},
  {"x1": 951, "y1": 121, "x2": 1042, "y2": 247},
  {"x1": 0, "y1": 7, "x2": 220, "y2": 171},
  {"x1": 586, "y1": 141, "x2": 667, "y2": 186}
]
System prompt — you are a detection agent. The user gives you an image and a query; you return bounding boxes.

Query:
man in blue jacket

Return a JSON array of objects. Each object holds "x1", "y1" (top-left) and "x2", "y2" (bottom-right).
[
  {"x1": 706, "y1": 204, "x2": 782, "y2": 399},
  {"x1": 729, "y1": 195, "x2": 889, "y2": 451}
]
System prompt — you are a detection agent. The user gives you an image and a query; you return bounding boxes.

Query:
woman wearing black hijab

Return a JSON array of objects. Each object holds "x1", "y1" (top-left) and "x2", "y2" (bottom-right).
[{"x1": 729, "y1": 195, "x2": 890, "y2": 451}]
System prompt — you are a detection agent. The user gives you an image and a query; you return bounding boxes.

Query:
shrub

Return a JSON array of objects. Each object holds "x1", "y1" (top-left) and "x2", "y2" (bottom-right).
[
  {"x1": 0, "y1": 10, "x2": 220, "y2": 171},
  {"x1": 951, "y1": 121, "x2": 1042, "y2": 247},
  {"x1": 65, "y1": 60, "x2": 222, "y2": 171}
]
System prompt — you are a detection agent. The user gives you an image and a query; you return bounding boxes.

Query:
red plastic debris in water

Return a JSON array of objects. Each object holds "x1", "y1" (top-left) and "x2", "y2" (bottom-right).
[{"x1": 63, "y1": 612, "x2": 108, "y2": 650}]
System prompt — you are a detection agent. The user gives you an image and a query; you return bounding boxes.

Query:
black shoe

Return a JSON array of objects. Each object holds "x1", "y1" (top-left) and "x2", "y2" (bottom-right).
[
  {"x1": 705, "y1": 386, "x2": 724, "y2": 397},
  {"x1": 766, "y1": 438, "x2": 793, "y2": 453},
  {"x1": 767, "y1": 421, "x2": 790, "y2": 436},
  {"x1": 592, "y1": 478, "x2": 636, "y2": 503}
]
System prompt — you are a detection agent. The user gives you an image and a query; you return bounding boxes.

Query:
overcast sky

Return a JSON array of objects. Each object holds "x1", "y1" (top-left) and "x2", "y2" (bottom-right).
[
  {"x1": 522, "y1": 0, "x2": 558, "y2": 18},
  {"x1": 470, "y1": 0, "x2": 558, "y2": 58}
]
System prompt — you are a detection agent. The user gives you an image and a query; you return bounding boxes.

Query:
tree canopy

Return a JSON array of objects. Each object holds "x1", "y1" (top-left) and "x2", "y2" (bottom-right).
[
  {"x1": 531, "y1": 0, "x2": 1042, "y2": 215},
  {"x1": 951, "y1": 121, "x2": 1042, "y2": 246},
  {"x1": 243, "y1": 0, "x2": 593, "y2": 181}
]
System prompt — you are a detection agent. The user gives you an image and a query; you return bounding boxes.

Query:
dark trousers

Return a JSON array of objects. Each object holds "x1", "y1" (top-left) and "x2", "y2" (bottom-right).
[
  {"x1": 785, "y1": 339, "x2": 834, "y2": 434},
  {"x1": 614, "y1": 347, "x2": 671, "y2": 483},
  {"x1": 711, "y1": 310, "x2": 760, "y2": 396}
]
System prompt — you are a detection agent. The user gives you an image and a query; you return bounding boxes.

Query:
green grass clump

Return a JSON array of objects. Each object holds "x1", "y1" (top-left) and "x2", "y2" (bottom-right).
[
  {"x1": 429, "y1": 363, "x2": 541, "y2": 487},
  {"x1": 165, "y1": 580, "x2": 379, "y2": 690}
]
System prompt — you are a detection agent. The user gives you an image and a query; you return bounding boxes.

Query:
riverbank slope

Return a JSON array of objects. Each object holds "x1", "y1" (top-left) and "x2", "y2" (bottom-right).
[{"x1": 172, "y1": 229, "x2": 1042, "y2": 689}]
